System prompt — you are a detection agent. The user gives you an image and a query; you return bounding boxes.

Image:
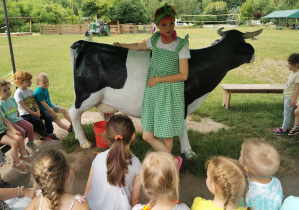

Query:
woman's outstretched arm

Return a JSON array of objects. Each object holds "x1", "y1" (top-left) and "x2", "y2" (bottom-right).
[{"x1": 113, "y1": 41, "x2": 149, "y2": 51}]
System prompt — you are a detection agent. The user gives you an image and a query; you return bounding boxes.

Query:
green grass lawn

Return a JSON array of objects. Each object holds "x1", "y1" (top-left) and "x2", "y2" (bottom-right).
[{"x1": 1, "y1": 27, "x2": 299, "y2": 176}]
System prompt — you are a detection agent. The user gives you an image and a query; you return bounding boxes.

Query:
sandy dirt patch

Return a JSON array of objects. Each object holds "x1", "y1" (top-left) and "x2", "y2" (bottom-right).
[{"x1": 1, "y1": 112, "x2": 298, "y2": 207}]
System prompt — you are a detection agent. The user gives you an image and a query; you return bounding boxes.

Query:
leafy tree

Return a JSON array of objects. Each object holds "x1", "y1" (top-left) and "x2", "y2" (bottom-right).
[
  {"x1": 240, "y1": 0, "x2": 254, "y2": 18},
  {"x1": 253, "y1": 11, "x2": 262, "y2": 19},
  {"x1": 225, "y1": 0, "x2": 246, "y2": 9},
  {"x1": 81, "y1": 0, "x2": 101, "y2": 17},
  {"x1": 252, "y1": 0, "x2": 275, "y2": 16},
  {"x1": 108, "y1": 0, "x2": 151, "y2": 24},
  {"x1": 204, "y1": 1, "x2": 228, "y2": 15}
]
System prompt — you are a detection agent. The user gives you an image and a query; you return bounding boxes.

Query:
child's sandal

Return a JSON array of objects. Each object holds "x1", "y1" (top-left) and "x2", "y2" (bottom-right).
[
  {"x1": 67, "y1": 124, "x2": 73, "y2": 132},
  {"x1": 13, "y1": 163, "x2": 29, "y2": 174},
  {"x1": 20, "y1": 156, "x2": 32, "y2": 166}
]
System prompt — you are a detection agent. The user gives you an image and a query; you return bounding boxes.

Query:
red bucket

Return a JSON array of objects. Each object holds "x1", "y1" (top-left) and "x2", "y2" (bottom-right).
[{"x1": 93, "y1": 121, "x2": 109, "y2": 148}]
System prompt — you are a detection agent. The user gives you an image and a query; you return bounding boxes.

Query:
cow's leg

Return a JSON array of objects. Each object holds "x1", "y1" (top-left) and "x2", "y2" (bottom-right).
[
  {"x1": 179, "y1": 119, "x2": 197, "y2": 159},
  {"x1": 69, "y1": 106, "x2": 93, "y2": 149},
  {"x1": 69, "y1": 90, "x2": 105, "y2": 149}
]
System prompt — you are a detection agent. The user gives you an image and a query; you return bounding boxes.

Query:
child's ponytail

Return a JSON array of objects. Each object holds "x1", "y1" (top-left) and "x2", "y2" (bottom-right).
[{"x1": 106, "y1": 115, "x2": 135, "y2": 187}]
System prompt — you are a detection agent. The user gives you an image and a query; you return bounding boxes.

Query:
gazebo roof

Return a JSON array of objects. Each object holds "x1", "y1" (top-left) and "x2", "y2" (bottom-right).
[{"x1": 263, "y1": 9, "x2": 299, "y2": 19}]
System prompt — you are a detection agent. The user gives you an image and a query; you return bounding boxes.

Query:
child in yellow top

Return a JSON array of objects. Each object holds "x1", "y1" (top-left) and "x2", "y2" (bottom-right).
[
  {"x1": 191, "y1": 156, "x2": 250, "y2": 210},
  {"x1": 273, "y1": 53, "x2": 299, "y2": 135}
]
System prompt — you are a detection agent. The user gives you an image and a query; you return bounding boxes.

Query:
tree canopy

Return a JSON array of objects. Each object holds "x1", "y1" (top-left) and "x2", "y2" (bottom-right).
[{"x1": 0, "y1": 0, "x2": 297, "y2": 32}]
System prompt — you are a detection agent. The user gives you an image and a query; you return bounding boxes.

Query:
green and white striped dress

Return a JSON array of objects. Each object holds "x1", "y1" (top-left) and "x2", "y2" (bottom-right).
[{"x1": 141, "y1": 31, "x2": 189, "y2": 138}]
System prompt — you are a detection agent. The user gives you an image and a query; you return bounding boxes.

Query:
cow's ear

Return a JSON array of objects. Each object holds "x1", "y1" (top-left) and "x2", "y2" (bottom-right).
[{"x1": 237, "y1": 43, "x2": 254, "y2": 55}]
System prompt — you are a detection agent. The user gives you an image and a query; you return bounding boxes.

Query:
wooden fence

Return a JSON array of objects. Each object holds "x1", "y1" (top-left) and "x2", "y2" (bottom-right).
[
  {"x1": 39, "y1": 24, "x2": 89, "y2": 35},
  {"x1": 39, "y1": 23, "x2": 152, "y2": 35}
]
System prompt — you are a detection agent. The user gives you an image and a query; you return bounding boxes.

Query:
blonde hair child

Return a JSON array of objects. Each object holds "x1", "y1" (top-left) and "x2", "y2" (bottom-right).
[
  {"x1": 191, "y1": 156, "x2": 250, "y2": 210},
  {"x1": 85, "y1": 114, "x2": 141, "y2": 210},
  {"x1": 239, "y1": 138, "x2": 283, "y2": 209},
  {"x1": 25, "y1": 149, "x2": 89, "y2": 210},
  {"x1": 34, "y1": 72, "x2": 72, "y2": 141},
  {"x1": 132, "y1": 151, "x2": 190, "y2": 210}
]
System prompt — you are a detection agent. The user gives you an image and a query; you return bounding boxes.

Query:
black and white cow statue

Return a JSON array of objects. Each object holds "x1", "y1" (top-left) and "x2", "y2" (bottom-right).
[{"x1": 69, "y1": 27, "x2": 262, "y2": 158}]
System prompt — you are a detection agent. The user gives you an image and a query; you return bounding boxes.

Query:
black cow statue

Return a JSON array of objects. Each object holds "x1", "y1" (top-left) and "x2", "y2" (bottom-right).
[{"x1": 69, "y1": 27, "x2": 263, "y2": 158}]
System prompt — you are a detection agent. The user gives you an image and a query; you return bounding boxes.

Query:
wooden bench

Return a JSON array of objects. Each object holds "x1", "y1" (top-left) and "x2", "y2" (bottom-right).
[
  {"x1": 220, "y1": 84, "x2": 285, "y2": 110},
  {"x1": 0, "y1": 144, "x2": 11, "y2": 154}
]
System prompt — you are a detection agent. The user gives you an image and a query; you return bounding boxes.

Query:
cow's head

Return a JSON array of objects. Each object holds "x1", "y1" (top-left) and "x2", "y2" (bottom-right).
[{"x1": 215, "y1": 27, "x2": 263, "y2": 70}]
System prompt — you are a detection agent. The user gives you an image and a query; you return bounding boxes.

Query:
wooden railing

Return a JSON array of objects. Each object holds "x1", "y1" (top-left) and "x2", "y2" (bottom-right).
[
  {"x1": 39, "y1": 23, "x2": 152, "y2": 35},
  {"x1": 39, "y1": 24, "x2": 90, "y2": 35}
]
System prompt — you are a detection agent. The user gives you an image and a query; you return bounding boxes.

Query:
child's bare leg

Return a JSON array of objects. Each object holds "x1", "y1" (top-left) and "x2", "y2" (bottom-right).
[
  {"x1": 54, "y1": 118, "x2": 69, "y2": 131},
  {"x1": 143, "y1": 131, "x2": 171, "y2": 153},
  {"x1": 57, "y1": 107, "x2": 72, "y2": 124},
  {"x1": 163, "y1": 137, "x2": 174, "y2": 153},
  {"x1": 0, "y1": 135, "x2": 22, "y2": 164},
  {"x1": 295, "y1": 108, "x2": 299, "y2": 126},
  {"x1": 6, "y1": 129, "x2": 27, "y2": 157}
]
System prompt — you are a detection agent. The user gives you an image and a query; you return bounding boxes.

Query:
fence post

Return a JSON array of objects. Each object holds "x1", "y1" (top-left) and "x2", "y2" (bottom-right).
[
  {"x1": 58, "y1": 24, "x2": 61, "y2": 35},
  {"x1": 39, "y1": 24, "x2": 42, "y2": 34}
]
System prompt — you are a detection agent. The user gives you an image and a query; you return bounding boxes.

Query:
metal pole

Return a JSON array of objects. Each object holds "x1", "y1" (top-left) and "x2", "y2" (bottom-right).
[{"x1": 2, "y1": 0, "x2": 16, "y2": 75}]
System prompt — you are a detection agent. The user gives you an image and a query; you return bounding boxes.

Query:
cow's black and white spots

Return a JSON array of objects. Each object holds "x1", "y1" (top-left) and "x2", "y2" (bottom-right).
[{"x1": 69, "y1": 28, "x2": 263, "y2": 158}]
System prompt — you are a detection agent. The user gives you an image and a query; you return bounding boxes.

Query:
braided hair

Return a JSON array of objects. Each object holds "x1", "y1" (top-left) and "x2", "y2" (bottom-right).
[
  {"x1": 207, "y1": 156, "x2": 251, "y2": 210},
  {"x1": 32, "y1": 149, "x2": 71, "y2": 210}
]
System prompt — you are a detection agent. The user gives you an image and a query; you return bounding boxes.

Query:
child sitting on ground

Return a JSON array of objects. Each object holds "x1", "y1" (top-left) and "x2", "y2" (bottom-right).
[
  {"x1": 26, "y1": 149, "x2": 89, "y2": 210},
  {"x1": 84, "y1": 114, "x2": 141, "y2": 210},
  {"x1": 273, "y1": 53, "x2": 299, "y2": 135},
  {"x1": 132, "y1": 151, "x2": 190, "y2": 210},
  {"x1": 34, "y1": 72, "x2": 72, "y2": 141},
  {"x1": 191, "y1": 156, "x2": 250, "y2": 210},
  {"x1": 0, "y1": 79, "x2": 39, "y2": 152},
  {"x1": 239, "y1": 138, "x2": 283, "y2": 210},
  {"x1": 0, "y1": 110, "x2": 31, "y2": 174},
  {"x1": 14, "y1": 70, "x2": 49, "y2": 139}
]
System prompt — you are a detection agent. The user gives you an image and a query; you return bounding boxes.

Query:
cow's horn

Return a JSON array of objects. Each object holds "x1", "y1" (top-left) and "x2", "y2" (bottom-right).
[
  {"x1": 242, "y1": 29, "x2": 263, "y2": 39},
  {"x1": 217, "y1": 27, "x2": 224, "y2": 36}
]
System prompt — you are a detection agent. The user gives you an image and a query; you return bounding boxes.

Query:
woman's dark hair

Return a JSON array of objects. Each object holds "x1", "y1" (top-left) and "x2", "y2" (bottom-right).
[
  {"x1": 106, "y1": 114, "x2": 135, "y2": 186},
  {"x1": 154, "y1": 5, "x2": 176, "y2": 21},
  {"x1": 288, "y1": 53, "x2": 299, "y2": 65}
]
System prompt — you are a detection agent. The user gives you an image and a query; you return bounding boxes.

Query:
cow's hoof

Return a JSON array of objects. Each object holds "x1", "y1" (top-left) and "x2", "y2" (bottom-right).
[
  {"x1": 183, "y1": 150, "x2": 197, "y2": 160},
  {"x1": 80, "y1": 141, "x2": 93, "y2": 149}
]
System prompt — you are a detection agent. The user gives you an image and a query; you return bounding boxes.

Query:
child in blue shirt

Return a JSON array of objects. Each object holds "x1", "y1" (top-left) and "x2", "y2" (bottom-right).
[
  {"x1": 239, "y1": 138, "x2": 283, "y2": 210},
  {"x1": 34, "y1": 73, "x2": 72, "y2": 141}
]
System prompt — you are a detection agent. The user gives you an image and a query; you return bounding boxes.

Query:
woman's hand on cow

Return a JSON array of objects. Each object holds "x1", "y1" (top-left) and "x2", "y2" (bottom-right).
[{"x1": 148, "y1": 77, "x2": 160, "y2": 88}]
